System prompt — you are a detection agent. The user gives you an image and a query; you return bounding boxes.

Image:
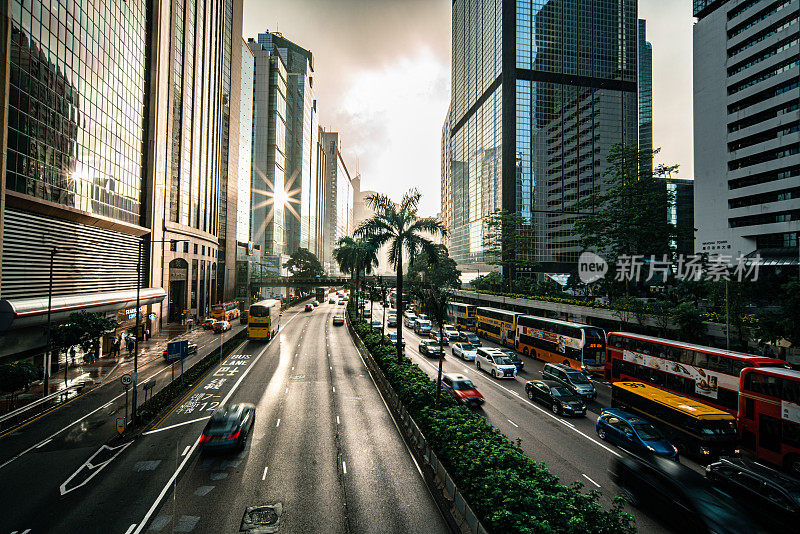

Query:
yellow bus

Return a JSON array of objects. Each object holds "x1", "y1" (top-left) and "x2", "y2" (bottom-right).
[
  {"x1": 611, "y1": 381, "x2": 739, "y2": 460},
  {"x1": 515, "y1": 315, "x2": 606, "y2": 373},
  {"x1": 446, "y1": 302, "x2": 477, "y2": 332},
  {"x1": 211, "y1": 301, "x2": 239, "y2": 321},
  {"x1": 247, "y1": 299, "x2": 281, "y2": 341},
  {"x1": 476, "y1": 307, "x2": 521, "y2": 347}
]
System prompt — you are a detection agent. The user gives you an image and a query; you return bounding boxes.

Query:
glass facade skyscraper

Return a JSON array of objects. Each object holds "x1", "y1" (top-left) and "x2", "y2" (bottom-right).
[
  {"x1": 445, "y1": 0, "x2": 638, "y2": 274},
  {"x1": 638, "y1": 19, "x2": 653, "y2": 175}
]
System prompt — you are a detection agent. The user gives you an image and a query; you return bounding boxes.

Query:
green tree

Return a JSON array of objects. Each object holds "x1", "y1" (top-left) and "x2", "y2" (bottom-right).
[
  {"x1": 407, "y1": 244, "x2": 461, "y2": 289},
  {"x1": 573, "y1": 144, "x2": 677, "y2": 285},
  {"x1": 671, "y1": 303, "x2": 706, "y2": 343},
  {"x1": 354, "y1": 189, "x2": 447, "y2": 363},
  {"x1": 0, "y1": 361, "x2": 38, "y2": 395},
  {"x1": 420, "y1": 286, "x2": 451, "y2": 409},
  {"x1": 470, "y1": 271, "x2": 504, "y2": 292},
  {"x1": 482, "y1": 209, "x2": 537, "y2": 289},
  {"x1": 333, "y1": 237, "x2": 378, "y2": 310},
  {"x1": 282, "y1": 247, "x2": 324, "y2": 278}
]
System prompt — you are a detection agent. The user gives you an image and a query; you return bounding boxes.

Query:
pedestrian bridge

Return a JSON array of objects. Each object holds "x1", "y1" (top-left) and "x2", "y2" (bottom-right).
[{"x1": 251, "y1": 275, "x2": 396, "y2": 287}]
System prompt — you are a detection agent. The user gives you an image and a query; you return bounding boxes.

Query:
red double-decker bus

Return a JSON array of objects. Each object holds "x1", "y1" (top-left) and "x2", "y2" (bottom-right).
[
  {"x1": 738, "y1": 367, "x2": 800, "y2": 475},
  {"x1": 606, "y1": 332, "x2": 788, "y2": 415}
]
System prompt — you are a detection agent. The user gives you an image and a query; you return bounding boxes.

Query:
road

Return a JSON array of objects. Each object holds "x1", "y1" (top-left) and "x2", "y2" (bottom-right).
[
  {"x1": 0, "y1": 298, "x2": 449, "y2": 534},
  {"x1": 367, "y1": 301, "x2": 675, "y2": 534}
]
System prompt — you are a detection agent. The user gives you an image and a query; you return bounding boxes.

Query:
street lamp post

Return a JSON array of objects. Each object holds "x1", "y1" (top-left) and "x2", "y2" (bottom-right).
[{"x1": 43, "y1": 247, "x2": 56, "y2": 398}]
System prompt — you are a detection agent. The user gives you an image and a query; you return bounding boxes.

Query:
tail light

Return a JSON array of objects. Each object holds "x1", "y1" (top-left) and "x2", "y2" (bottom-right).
[
  {"x1": 199, "y1": 434, "x2": 211, "y2": 443},
  {"x1": 225, "y1": 430, "x2": 241, "y2": 441}
]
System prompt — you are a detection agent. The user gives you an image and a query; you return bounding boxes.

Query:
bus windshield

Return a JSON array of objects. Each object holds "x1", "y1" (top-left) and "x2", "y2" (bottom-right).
[
  {"x1": 250, "y1": 305, "x2": 270, "y2": 317},
  {"x1": 689, "y1": 419, "x2": 737, "y2": 437}
]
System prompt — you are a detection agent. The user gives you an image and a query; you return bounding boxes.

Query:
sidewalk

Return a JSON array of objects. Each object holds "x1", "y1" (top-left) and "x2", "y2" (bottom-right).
[{"x1": 0, "y1": 325, "x2": 208, "y2": 417}]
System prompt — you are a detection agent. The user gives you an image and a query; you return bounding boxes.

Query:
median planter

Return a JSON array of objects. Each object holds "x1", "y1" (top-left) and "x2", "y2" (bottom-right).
[{"x1": 345, "y1": 304, "x2": 635, "y2": 534}]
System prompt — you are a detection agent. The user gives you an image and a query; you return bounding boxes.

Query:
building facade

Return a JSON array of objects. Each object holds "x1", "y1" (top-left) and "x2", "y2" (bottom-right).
[
  {"x1": 693, "y1": 0, "x2": 800, "y2": 266},
  {"x1": 444, "y1": 0, "x2": 638, "y2": 276},
  {"x1": 318, "y1": 129, "x2": 353, "y2": 273},
  {"x1": 235, "y1": 39, "x2": 255, "y2": 303},
  {"x1": 441, "y1": 103, "x2": 453, "y2": 250},
  {"x1": 639, "y1": 18, "x2": 653, "y2": 174}
]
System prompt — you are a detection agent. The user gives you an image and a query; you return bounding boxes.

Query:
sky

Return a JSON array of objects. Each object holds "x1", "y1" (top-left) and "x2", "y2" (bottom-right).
[{"x1": 243, "y1": 0, "x2": 695, "y2": 217}]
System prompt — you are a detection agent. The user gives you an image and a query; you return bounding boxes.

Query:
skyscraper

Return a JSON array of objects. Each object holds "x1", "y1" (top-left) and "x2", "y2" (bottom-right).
[
  {"x1": 693, "y1": 0, "x2": 800, "y2": 265},
  {"x1": 318, "y1": 129, "x2": 353, "y2": 273},
  {"x1": 639, "y1": 19, "x2": 653, "y2": 175},
  {"x1": 444, "y1": 0, "x2": 638, "y2": 276}
]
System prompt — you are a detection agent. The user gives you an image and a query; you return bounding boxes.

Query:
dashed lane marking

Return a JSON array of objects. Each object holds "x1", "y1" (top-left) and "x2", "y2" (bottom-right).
[
  {"x1": 582, "y1": 473, "x2": 601, "y2": 488},
  {"x1": 262, "y1": 466, "x2": 268, "y2": 481},
  {"x1": 507, "y1": 419, "x2": 518, "y2": 428},
  {"x1": 181, "y1": 446, "x2": 190, "y2": 457}
]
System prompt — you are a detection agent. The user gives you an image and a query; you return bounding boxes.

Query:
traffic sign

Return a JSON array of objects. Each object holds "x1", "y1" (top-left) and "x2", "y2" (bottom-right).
[
  {"x1": 116, "y1": 418, "x2": 126, "y2": 435},
  {"x1": 120, "y1": 374, "x2": 132, "y2": 387},
  {"x1": 148, "y1": 312, "x2": 157, "y2": 320}
]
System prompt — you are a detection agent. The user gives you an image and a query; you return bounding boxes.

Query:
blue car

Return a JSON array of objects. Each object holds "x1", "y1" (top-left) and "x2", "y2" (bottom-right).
[{"x1": 596, "y1": 409, "x2": 679, "y2": 460}]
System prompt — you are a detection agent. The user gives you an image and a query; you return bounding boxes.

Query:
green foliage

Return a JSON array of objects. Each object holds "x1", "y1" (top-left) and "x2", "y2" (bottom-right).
[
  {"x1": 52, "y1": 311, "x2": 119, "y2": 357},
  {"x1": 407, "y1": 245, "x2": 461, "y2": 289},
  {"x1": 0, "y1": 361, "x2": 39, "y2": 394},
  {"x1": 470, "y1": 271, "x2": 505, "y2": 292},
  {"x1": 572, "y1": 144, "x2": 676, "y2": 264},
  {"x1": 346, "y1": 307, "x2": 636, "y2": 533},
  {"x1": 671, "y1": 303, "x2": 707, "y2": 343},
  {"x1": 282, "y1": 247, "x2": 324, "y2": 278}
]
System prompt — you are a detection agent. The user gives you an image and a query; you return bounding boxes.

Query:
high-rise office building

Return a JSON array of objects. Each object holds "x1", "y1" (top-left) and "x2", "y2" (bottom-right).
[
  {"x1": 441, "y1": 103, "x2": 453, "y2": 250},
  {"x1": 235, "y1": 40, "x2": 256, "y2": 303},
  {"x1": 318, "y1": 129, "x2": 353, "y2": 273},
  {"x1": 693, "y1": 0, "x2": 800, "y2": 265},
  {"x1": 257, "y1": 32, "x2": 317, "y2": 259},
  {"x1": 444, "y1": 0, "x2": 638, "y2": 276},
  {"x1": 639, "y1": 19, "x2": 653, "y2": 174},
  {"x1": 0, "y1": 0, "x2": 164, "y2": 358}
]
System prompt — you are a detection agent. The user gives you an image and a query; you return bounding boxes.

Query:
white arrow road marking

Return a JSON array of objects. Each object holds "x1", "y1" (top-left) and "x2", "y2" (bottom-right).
[{"x1": 59, "y1": 442, "x2": 133, "y2": 495}]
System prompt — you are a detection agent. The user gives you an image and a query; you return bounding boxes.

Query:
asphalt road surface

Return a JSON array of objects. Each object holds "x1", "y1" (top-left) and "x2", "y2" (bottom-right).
[{"x1": 0, "y1": 298, "x2": 449, "y2": 534}]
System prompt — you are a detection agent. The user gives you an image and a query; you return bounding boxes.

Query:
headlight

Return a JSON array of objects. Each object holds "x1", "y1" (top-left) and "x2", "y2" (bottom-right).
[
  {"x1": 646, "y1": 446, "x2": 655, "y2": 452},
  {"x1": 733, "y1": 448, "x2": 741, "y2": 455},
  {"x1": 700, "y1": 447, "x2": 711, "y2": 455},
  {"x1": 672, "y1": 445, "x2": 678, "y2": 453}
]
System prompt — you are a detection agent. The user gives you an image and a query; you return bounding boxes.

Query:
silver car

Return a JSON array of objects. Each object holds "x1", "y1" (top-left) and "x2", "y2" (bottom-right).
[{"x1": 451, "y1": 342, "x2": 478, "y2": 361}]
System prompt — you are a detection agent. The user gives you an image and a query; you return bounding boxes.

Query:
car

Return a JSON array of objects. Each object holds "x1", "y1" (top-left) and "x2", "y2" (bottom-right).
[
  {"x1": 451, "y1": 342, "x2": 478, "y2": 361},
  {"x1": 418, "y1": 339, "x2": 443, "y2": 357},
  {"x1": 387, "y1": 314, "x2": 398, "y2": 327},
  {"x1": 213, "y1": 320, "x2": 231, "y2": 333},
  {"x1": 403, "y1": 312, "x2": 417, "y2": 328},
  {"x1": 525, "y1": 379, "x2": 586, "y2": 416},
  {"x1": 304, "y1": 304, "x2": 314, "y2": 312},
  {"x1": 498, "y1": 349, "x2": 524, "y2": 371},
  {"x1": 596, "y1": 408, "x2": 679, "y2": 460},
  {"x1": 338, "y1": 300, "x2": 345, "y2": 305},
  {"x1": 705, "y1": 456, "x2": 800, "y2": 531},
  {"x1": 387, "y1": 333, "x2": 406, "y2": 352},
  {"x1": 461, "y1": 332, "x2": 481, "y2": 346},
  {"x1": 161, "y1": 343, "x2": 197, "y2": 360},
  {"x1": 329, "y1": 298, "x2": 336, "y2": 304},
  {"x1": 475, "y1": 347, "x2": 517, "y2": 379},
  {"x1": 202, "y1": 319, "x2": 217, "y2": 330},
  {"x1": 610, "y1": 452, "x2": 759, "y2": 534},
  {"x1": 312, "y1": 300, "x2": 319, "y2": 307},
  {"x1": 371, "y1": 319, "x2": 382, "y2": 330},
  {"x1": 442, "y1": 374, "x2": 484, "y2": 407},
  {"x1": 442, "y1": 325, "x2": 460, "y2": 341},
  {"x1": 200, "y1": 403, "x2": 256, "y2": 452},
  {"x1": 361, "y1": 308, "x2": 372, "y2": 318},
  {"x1": 414, "y1": 319, "x2": 432, "y2": 335},
  {"x1": 332, "y1": 315, "x2": 344, "y2": 326},
  {"x1": 429, "y1": 330, "x2": 449, "y2": 346},
  {"x1": 541, "y1": 363, "x2": 596, "y2": 401}
]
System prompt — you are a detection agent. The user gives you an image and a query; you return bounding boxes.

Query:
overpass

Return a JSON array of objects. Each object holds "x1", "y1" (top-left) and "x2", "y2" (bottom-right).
[{"x1": 251, "y1": 275, "x2": 397, "y2": 288}]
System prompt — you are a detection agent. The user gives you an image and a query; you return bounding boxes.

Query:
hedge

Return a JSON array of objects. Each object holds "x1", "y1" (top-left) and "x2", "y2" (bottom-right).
[{"x1": 347, "y1": 304, "x2": 635, "y2": 534}]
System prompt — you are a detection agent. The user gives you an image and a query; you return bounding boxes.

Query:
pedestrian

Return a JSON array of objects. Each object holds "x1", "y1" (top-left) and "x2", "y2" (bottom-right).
[
  {"x1": 145, "y1": 327, "x2": 150, "y2": 341},
  {"x1": 69, "y1": 347, "x2": 76, "y2": 367},
  {"x1": 126, "y1": 336, "x2": 134, "y2": 357}
]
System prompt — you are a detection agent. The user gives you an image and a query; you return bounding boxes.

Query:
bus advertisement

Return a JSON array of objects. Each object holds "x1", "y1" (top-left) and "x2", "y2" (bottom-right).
[
  {"x1": 211, "y1": 301, "x2": 240, "y2": 321},
  {"x1": 476, "y1": 307, "x2": 521, "y2": 347},
  {"x1": 606, "y1": 332, "x2": 789, "y2": 415},
  {"x1": 247, "y1": 299, "x2": 281, "y2": 341},
  {"x1": 446, "y1": 302, "x2": 477, "y2": 332},
  {"x1": 515, "y1": 315, "x2": 606, "y2": 373},
  {"x1": 738, "y1": 367, "x2": 800, "y2": 475}
]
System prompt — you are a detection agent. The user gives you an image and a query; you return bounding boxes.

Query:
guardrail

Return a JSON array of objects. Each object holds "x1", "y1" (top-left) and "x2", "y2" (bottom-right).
[
  {"x1": 346, "y1": 314, "x2": 488, "y2": 534},
  {"x1": 0, "y1": 382, "x2": 84, "y2": 431}
]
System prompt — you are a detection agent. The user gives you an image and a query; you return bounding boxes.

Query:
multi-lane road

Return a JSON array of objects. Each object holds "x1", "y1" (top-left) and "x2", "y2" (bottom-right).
[
  {"x1": 367, "y1": 300, "x2": 678, "y2": 534},
  {"x1": 0, "y1": 300, "x2": 449, "y2": 534}
]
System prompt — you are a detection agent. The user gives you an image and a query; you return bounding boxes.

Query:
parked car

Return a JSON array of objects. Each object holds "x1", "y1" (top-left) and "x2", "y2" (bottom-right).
[
  {"x1": 312, "y1": 300, "x2": 319, "y2": 307},
  {"x1": 200, "y1": 403, "x2": 256, "y2": 452},
  {"x1": 213, "y1": 320, "x2": 231, "y2": 333},
  {"x1": 461, "y1": 332, "x2": 481, "y2": 346},
  {"x1": 429, "y1": 330, "x2": 449, "y2": 346},
  {"x1": 442, "y1": 374, "x2": 484, "y2": 407},
  {"x1": 525, "y1": 379, "x2": 586, "y2": 416},
  {"x1": 304, "y1": 304, "x2": 313, "y2": 312},
  {"x1": 162, "y1": 342, "x2": 198, "y2": 360},
  {"x1": 202, "y1": 319, "x2": 218, "y2": 330},
  {"x1": 403, "y1": 311, "x2": 417, "y2": 328},
  {"x1": 705, "y1": 456, "x2": 800, "y2": 532},
  {"x1": 332, "y1": 315, "x2": 344, "y2": 326},
  {"x1": 596, "y1": 408, "x2": 679, "y2": 460},
  {"x1": 498, "y1": 349, "x2": 524, "y2": 371},
  {"x1": 418, "y1": 339, "x2": 443, "y2": 357},
  {"x1": 475, "y1": 347, "x2": 517, "y2": 379},
  {"x1": 541, "y1": 363, "x2": 596, "y2": 400},
  {"x1": 414, "y1": 319, "x2": 432, "y2": 335},
  {"x1": 451, "y1": 342, "x2": 478, "y2": 361},
  {"x1": 371, "y1": 319, "x2": 382, "y2": 330},
  {"x1": 609, "y1": 452, "x2": 759, "y2": 534}
]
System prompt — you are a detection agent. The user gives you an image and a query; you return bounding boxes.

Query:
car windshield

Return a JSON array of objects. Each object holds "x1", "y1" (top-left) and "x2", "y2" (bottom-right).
[
  {"x1": 493, "y1": 356, "x2": 513, "y2": 366},
  {"x1": 460, "y1": 343, "x2": 474, "y2": 350},
  {"x1": 452, "y1": 380, "x2": 476, "y2": 391},
  {"x1": 632, "y1": 422, "x2": 664, "y2": 441},
  {"x1": 566, "y1": 372, "x2": 591, "y2": 385},
  {"x1": 466, "y1": 335, "x2": 478, "y2": 341},
  {"x1": 428, "y1": 344, "x2": 440, "y2": 350},
  {"x1": 551, "y1": 386, "x2": 573, "y2": 397},
  {"x1": 503, "y1": 352, "x2": 518, "y2": 360}
]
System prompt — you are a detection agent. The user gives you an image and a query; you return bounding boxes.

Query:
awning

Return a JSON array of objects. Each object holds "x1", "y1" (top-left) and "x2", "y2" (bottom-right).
[
  {"x1": 0, "y1": 288, "x2": 166, "y2": 331},
  {"x1": 744, "y1": 248, "x2": 799, "y2": 266}
]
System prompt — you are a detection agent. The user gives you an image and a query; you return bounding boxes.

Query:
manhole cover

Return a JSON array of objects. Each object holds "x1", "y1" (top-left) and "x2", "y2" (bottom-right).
[{"x1": 240, "y1": 503, "x2": 282, "y2": 533}]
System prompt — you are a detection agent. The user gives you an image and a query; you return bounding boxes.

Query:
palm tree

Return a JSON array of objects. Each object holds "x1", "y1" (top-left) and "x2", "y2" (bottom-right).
[
  {"x1": 333, "y1": 236, "x2": 378, "y2": 312},
  {"x1": 354, "y1": 189, "x2": 447, "y2": 363},
  {"x1": 421, "y1": 286, "x2": 451, "y2": 409}
]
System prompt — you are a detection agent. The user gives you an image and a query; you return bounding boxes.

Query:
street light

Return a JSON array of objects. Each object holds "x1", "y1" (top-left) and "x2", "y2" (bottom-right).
[
  {"x1": 131, "y1": 237, "x2": 188, "y2": 425},
  {"x1": 40, "y1": 242, "x2": 75, "y2": 398}
]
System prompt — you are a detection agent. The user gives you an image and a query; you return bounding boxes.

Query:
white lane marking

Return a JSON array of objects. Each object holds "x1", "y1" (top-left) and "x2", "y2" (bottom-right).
[
  {"x1": 276, "y1": 419, "x2": 281, "y2": 427},
  {"x1": 330, "y1": 366, "x2": 332, "y2": 371},
  {"x1": 142, "y1": 416, "x2": 211, "y2": 436},
  {"x1": 59, "y1": 442, "x2": 133, "y2": 495},
  {"x1": 35, "y1": 438, "x2": 52, "y2": 448},
  {"x1": 262, "y1": 466, "x2": 268, "y2": 481},
  {"x1": 181, "y1": 446, "x2": 190, "y2": 457},
  {"x1": 336, "y1": 416, "x2": 340, "y2": 425},
  {"x1": 285, "y1": 387, "x2": 289, "y2": 394},
  {"x1": 133, "y1": 337, "x2": 273, "y2": 534},
  {"x1": 582, "y1": 473, "x2": 601, "y2": 488},
  {"x1": 507, "y1": 419, "x2": 518, "y2": 428},
  {"x1": 101, "y1": 401, "x2": 114, "y2": 409},
  {"x1": 22, "y1": 528, "x2": 31, "y2": 533},
  {"x1": 462, "y1": 368, "x2": 470, "y2": 373},
  {"x1": 291, "y1": 366, "x2": 294, "y2": 371},
  {"x1": 332, "y1": 386, "x2": 335, "y2": 393},
  {"x1": 342, "y1": 461, "x2": 347, "y2": 474},
  {"x1": 124, "y1": 525, "x2": 137, "y2": 534}
]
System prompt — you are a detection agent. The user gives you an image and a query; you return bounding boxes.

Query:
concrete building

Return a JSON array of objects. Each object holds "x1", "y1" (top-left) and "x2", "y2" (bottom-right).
[
  {"x1": 443, "y1": 0, "x2": 639, "y2": 278},
  {"x1": 235, "y1": 40, "x2": 256, "y2": 304},
  {"x1": 693, "y1": 0, "x2": 800, "y2": 266},
  {"x1": 441, "y1": 103, "x2": 453, "y2": 251},
  {"x1": 639, "y1": 19, "x2": 653, "y2": 175},
  {"x1": 318, "y1": 129, "x2": 353, "y2": 274}
]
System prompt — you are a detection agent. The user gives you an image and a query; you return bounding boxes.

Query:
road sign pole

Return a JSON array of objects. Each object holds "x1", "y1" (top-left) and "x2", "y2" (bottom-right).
[{"x1": 124, "y1": 387, "x2": 129, "y2": 422}]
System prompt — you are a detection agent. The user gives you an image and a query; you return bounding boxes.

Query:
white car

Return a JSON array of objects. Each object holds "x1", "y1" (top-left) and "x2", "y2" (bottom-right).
[
  {"x1": 403, "y1": 312, "x2": 417, "y2": 328},
  {"x1": 443, "y1": 324, "x2": 460, "y2": 341},
  {"x1": 451, "y1": 342, "x2": 478, "y2": 361},
  {"x1": 475, "y1": 347, "x2": 517, "y2": 379}
]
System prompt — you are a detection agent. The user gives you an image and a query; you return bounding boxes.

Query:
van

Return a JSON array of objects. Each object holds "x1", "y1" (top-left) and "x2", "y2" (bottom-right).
[
  {"x1": 542, "y1": 363, "x2": 597, "y2": 400},
  {"x1": 414, "y1": 319, "x2": 432, "y2": 335},
  {"x1": 403, "y1": 311, "x2": 417, "y2": 328}
]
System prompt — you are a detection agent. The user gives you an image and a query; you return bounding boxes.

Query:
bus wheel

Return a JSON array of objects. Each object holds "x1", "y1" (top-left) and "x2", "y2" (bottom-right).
[
  {"x1": 522, "y1": 347, "x2": 528, "y2": 356},
  {"x1": 785, "y1": 455, "x2": 800, "y2": 477}
]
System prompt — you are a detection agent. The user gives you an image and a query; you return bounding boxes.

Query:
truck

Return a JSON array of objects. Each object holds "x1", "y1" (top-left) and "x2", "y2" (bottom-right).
[{"x1": 315, "y1": 287, "x2": 326, "y2": 303}]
